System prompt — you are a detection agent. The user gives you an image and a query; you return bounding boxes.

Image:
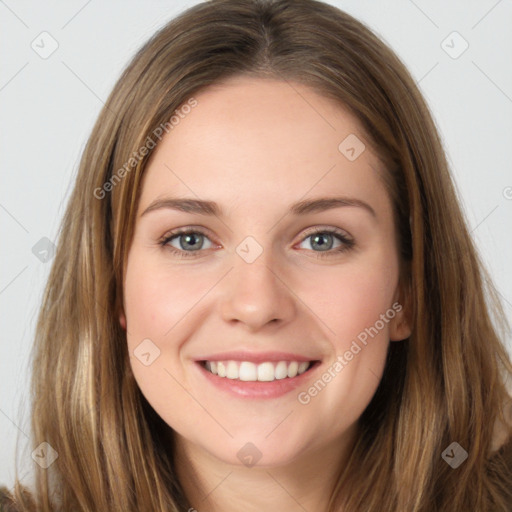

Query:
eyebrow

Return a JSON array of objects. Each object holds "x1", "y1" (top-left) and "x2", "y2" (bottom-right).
[{"x1": 140, "y1": 196, "x2": 376, "y2": 218}]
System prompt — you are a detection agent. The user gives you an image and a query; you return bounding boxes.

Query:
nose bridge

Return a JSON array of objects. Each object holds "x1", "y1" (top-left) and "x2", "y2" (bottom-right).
[{"x1": 218, "y1": 239, "x2": 296, "y2": 329}]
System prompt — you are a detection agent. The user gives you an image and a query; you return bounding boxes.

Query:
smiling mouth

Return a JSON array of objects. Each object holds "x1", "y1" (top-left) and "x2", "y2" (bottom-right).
[{"x1": 199, "y1": 360, "x2": 318, "y2": 382}]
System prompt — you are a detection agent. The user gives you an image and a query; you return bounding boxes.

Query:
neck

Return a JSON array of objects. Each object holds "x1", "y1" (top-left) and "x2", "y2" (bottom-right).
[{"x1": 173, "y1": 424, "x2": 357, "y2": 512}]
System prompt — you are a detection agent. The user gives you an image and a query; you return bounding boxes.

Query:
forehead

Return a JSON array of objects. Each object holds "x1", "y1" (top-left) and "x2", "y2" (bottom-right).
[{"x1": 138, "y1": 76, "x2": 388, "y2": 217}]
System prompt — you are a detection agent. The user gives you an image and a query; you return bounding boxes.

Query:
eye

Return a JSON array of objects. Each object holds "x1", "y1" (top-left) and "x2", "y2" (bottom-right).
[
  {"x1": 296, "y1": 227, "x2": 354, "y2": 257},
  {"x1": 159, "y1": 229, "x2": 214, "y2": 258},
  {"x1": 159, "y1": 226, "x2": 354, "y2": 259}
]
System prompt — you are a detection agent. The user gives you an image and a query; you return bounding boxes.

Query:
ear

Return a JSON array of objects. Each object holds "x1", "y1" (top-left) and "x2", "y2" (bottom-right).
[
  {"x1": 388, "y1": 279, "x2": 412, "y2": 342},
  {"x1": 119, "y1": 309, "x2": 127, "y2": 330}
]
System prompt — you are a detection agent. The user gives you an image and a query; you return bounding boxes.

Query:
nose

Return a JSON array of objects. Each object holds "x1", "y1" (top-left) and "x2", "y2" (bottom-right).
[{"x1": 219, "y1": 251, "x2": 297, "y2": 331}]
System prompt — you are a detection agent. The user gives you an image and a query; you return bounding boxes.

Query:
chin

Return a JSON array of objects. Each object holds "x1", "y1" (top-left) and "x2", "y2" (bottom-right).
[{"x1": 201, "y1": 432, "x2": 312, "y2": 469}]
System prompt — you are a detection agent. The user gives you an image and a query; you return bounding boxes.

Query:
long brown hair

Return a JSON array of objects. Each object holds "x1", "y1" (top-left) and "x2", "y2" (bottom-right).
[{"x1": 2, "y1": 0, "x2": 511, "y2": 510}]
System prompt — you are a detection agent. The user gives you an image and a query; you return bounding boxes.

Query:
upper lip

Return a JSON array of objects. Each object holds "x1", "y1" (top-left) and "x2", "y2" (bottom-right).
[{"x1": 195, "y1": 351, "x2": 321, "y2": 364}]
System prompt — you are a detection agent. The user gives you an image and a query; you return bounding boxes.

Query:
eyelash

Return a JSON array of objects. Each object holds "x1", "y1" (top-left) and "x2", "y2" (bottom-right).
[{"x1": 158, "y1": 227, "x2": 355, "y2": 259}]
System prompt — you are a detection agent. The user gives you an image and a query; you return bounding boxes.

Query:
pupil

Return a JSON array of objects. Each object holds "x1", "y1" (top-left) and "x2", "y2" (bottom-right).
[
  {"x1": 312, "y1": 233, "x2": 332, "y2": 251},
  {"x1": 182, "y1": 233, "x2": 202, "y2": 250}
]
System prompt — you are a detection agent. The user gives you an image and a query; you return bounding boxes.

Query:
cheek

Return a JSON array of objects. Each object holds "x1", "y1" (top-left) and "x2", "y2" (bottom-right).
[
  {"x1": 124, "y1": 254, "x2": 206, "y2": 343},
  {"x1": 298, "y1": 256, "x2": 399, "y2": 348},
  {"x1": 123, "y1": 253, "x2": 197, "y2": 417},
  {"x1": 295, "y1": 259, "x2": 398, "y2": 429}
]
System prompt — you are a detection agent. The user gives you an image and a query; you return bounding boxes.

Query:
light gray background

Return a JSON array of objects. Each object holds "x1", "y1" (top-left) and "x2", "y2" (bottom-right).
[{"x1": 1, "y1": 0, "x2": 511, "y2": 487}]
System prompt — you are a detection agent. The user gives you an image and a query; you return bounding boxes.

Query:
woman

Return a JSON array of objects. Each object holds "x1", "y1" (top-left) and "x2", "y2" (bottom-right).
[{"x1": 2, "y1": 0, "x2": 511, "y2": 510}]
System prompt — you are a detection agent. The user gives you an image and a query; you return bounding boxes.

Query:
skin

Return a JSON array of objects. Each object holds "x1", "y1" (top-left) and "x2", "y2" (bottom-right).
[{"x1": 119, "y1": 75, "x2": 412, "y2": 511}]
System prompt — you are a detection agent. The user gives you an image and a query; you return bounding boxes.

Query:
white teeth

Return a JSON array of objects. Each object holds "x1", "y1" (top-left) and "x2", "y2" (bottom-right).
[
  {"x1": 298, "y1": 361, "x2": 309, "y2": 374},
  {"x1": 257, "y1": 362, "x2": 275, "y2": 382},
  {"x1": 287, "y1": 361, "x2": 299, "y2": 378},
  {"x1": 226, "y1": 360, "x2": 238, "y2": 379},
  {"x1": 217, "y1": 361, "x2": 227, "y2": 377},
  {"x1": 203, "y1": 360, "x2": 312, "y2": 381},
  {"x1": 274, "y1": 361, "x2": 288, "y2": 380},
  {"x1": 239, "y1": 361, "x2": 257, "y2": 381}
]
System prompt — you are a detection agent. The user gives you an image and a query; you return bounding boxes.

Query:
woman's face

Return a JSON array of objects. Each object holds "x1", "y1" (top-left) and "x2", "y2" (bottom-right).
[{"x1": 120, "y1": 76, "x2": 411, "y2": 468}]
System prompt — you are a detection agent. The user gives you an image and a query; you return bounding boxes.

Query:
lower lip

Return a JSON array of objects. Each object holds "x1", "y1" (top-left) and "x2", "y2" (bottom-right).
[{"x1": 195, "y1": 361, "x2": 321, "y2": 399}]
